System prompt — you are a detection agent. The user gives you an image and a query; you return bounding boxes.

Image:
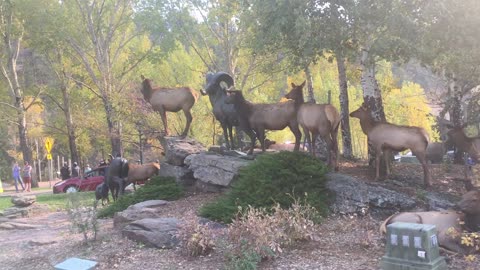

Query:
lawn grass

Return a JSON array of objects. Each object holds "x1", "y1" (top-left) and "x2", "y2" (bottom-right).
[{"x1": 0, "y1": 191, "x2": 96, "y2": 212}]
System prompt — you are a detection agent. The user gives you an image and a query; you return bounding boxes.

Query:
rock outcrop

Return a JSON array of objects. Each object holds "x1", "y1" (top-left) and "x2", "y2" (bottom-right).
[
  {"x1": 185, "y1": 152, "x2": 251, "y2": 192},
  {"x1": 161, "y1": 137, "x2": 206, "y2": 166},
  {"x1": 326, "y1": 173, "x2": 417, "y2": 215},
  {"x1": 11, "y1": 194, "x2": 36, "y2": 207},
  {"x1": 122, "y1": 218, "x2": 180, "y2": 249},
  {"x1": 114, "y1": 200, "x2": 169, "y2": 229}
]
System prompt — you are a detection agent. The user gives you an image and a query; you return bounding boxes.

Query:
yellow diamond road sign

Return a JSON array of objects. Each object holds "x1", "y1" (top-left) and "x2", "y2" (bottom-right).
[
  {"x1": 47, "y1": 153, "x2": 52, "y2": 160},
  {"x1": 45, "y1": 137, "x2": 54, "y2": 153}
]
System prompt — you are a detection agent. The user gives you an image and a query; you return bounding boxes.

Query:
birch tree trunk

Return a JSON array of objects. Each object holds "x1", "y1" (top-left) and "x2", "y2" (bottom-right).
[
  {"x1": 360, "y1": 49, "x2": 387, "y2": 171},
  {"x1": 304, "y1": 65, "x2": 315, "y2": 103},
  {"x1": 336, "y1": 56, "x2": 353, "y2": 159}
]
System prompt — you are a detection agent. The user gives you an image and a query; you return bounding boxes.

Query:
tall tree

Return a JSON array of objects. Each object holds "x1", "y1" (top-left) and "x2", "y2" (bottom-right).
[
  {"x1": 0, "y1": 0, "x2": 35, "y2": 165},
  {"x1": 50, "y1": 0, "x2": 170, "y2": 156}
]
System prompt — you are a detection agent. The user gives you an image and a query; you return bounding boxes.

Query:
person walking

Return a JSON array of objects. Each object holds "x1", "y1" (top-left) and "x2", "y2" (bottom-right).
[
  {"x1": 84, "y1": 164, "x2": 92, "y2": 174},
  {"x1": 60, "y1": 163, "x2": 70, "y2": 180},
  {"x1": 22, "y1": 161, "x2": 32, "y2": 192},
  {"x1": 12, "y1": 161, "x2": 25, "y2": 192},
  {"x1": 72, "y1": 162, "x2": 80, "y2": 177}
]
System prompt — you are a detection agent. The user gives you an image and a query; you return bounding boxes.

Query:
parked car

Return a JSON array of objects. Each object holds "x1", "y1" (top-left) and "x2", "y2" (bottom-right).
[{"x1": 53, "y1": 166, "x2": 107, "y2": 194}]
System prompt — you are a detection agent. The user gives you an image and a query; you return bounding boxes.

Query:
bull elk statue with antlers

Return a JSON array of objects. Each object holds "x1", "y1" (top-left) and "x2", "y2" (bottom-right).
[
  {"x1": 284, "y1": 81, "x2": 341, "y2": 171},
  {"x1": 350, "y1": 103, "x2": 431, "y2": 187},
  {"x1": 140, "y1": 75, "x2": 198, "y2": 138}
]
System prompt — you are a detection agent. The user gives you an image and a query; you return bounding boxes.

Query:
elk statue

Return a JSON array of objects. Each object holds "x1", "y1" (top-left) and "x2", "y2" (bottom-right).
[
  {"x1": 445, "y1": 124, "x2": 480, "y2": 162},
  {"x1": 381, "y1": 183, "x2": 480, "y2": 253},
  {"x1": 349, "y1": 103, "x2": 431, "y2": 187},
  {"x1": 284, "y1": 82, "x2": 341, "y2": 171},
  {"x1": 126, "y1": 162, "x2": 160, "y2": 190},
  {"x1": 201, "y1": 72, "x2": 239, "y2": 149},
  {"x1": 225, "y1": 88, "x2": 302, "y2": 155},
  {"x1": 140, "y1": 75, "x2": 198, "y2": 138}
]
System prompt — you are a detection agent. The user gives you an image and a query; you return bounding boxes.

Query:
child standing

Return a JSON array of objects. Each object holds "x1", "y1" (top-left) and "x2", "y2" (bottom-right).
[{"x1": 22, "y1": 161, "x2": 32, "y2": 192}]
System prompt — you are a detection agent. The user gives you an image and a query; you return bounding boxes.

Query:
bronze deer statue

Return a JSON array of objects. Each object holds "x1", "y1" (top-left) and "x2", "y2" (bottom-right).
[
  {"x1": 126, "y1": 162, "x2": 160, "y2": 190},
  {"x1": 285, "y1": 82, "x2": 341, "y2": 171},
  {"x1": 225, "y1": 89, "x2": 302, "y2": 155},
  {"x1": 349, "y1": 103, "x2": 431, "y2": 187},
  {"x1": 140, "y1": 75, "x2": 198, "y2": 137},
  {"x1": 381, "y1": 182, "x2": 480, "y2": 253},
  {"x1": 445, "y1": 124, "x2": 480, "y2": 162}
]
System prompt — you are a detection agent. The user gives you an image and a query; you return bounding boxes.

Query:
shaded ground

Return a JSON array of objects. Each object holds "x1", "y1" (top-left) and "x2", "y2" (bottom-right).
[{"x1": 0, "y1": 161, "x2": 478, "y2": 270}]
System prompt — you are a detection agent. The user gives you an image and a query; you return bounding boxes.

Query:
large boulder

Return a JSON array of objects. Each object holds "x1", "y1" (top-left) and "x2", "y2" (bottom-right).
[
  {"x1": 122, "y1": 218, "x2": 180, "y2": 249},
  {"x1": 114, "y1": 200, "x2": 169, "y2": 229},
  {"x1": 184, "y1": 152, "x2": 251, "y2": 191},
  {"x1": 326, "y1": 173, "x2": 416, "y2": 215},
  {"x1": 11, "y1": 194, "x2": 36, "y2": 207},
  {"x1": 161, "y1": 137, "x2": 206, "y2": 166},
  {"x1": 158, "y1": 162, "x2": 195, "y2": 186}
]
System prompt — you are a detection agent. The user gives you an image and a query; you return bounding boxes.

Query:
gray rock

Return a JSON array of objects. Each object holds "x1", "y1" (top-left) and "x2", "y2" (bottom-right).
[
  {"x1": 158, "y1": 162, "x2": 195, "y2": 186},
  {"x1": 161, "y1": 137, "x2": 206, "y2": 166},
  {"x1": 185, "y1": 153, "x2": 251, "y2": 190},
  {"x1": 114, "y1": 200, "x2": 169, "y2": 229},
  {"x1": 425, "y1": 192, "x2": 459, "y2": 211},
  {"x1": 11, "y1": 194, "x2": 36, "y2": 207},
  {"x1": 326, "y1": 173, "x2": 416, "y2": 215},
  {"x1": 122, "y1": 218, "x2": 180, "y2": 249},
  {"x1": 0, "y1": 203, "x2": 50, "y2": 219}
]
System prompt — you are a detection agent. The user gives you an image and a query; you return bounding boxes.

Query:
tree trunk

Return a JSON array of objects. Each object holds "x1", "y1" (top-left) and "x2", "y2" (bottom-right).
[
  {"x1": 102, "y1": 95, "x2": 122, "y2": 156},
  {"x1": 449, "y1": 78, "x2": 464, "y2": 164},
  {"x1": 336, "y1": 56, "x2": 353, "y2": 159},
  {"x1": 360, "y1": 49, "x2": 387, "y2": 172},
  {"x1": 304, "y1": 65, "x2": 315, "y2": 103},
  {"x1": 60, "y1": 82, "x2": 80, "y2": 163}
]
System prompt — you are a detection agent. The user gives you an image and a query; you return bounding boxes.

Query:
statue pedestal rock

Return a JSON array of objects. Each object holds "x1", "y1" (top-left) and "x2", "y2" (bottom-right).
[{"x1": 380, "y1": 222, "x2": 447, "y2": 270}]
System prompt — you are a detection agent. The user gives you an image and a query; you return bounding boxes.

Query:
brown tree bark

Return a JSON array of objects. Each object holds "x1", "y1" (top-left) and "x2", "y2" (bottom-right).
[
  {"x1": 59, "y1": 75, "x2": 80, "y2": 164},
  {"x1": 336, "y1": 55, "x2": 353, "y2": 159}
]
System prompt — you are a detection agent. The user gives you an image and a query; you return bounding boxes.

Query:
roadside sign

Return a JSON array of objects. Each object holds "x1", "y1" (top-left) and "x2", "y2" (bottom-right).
[
  {"x1": 45, "y1": 137, "x2": 54, "y2": 153},
  {"x1": 47, "y1": 153, "x2": 52, "y2": 160}
]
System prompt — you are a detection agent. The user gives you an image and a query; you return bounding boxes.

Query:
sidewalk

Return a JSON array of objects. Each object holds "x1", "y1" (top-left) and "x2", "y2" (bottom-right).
[{"x1": 0, "y1": 180, "x2": 59, "y2": 197}]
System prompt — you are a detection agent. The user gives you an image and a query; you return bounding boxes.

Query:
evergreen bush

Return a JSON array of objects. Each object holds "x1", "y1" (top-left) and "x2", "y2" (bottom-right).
[
  {"x1": 97, "y1": 176, "x2": 183, "y2": 218},
  {"x1": 200, "y1": 151, "x2": 330, "y2": 223}
]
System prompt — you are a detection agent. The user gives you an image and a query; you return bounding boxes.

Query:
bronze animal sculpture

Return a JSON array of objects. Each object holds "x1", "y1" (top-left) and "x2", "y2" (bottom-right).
[
  {"x1": 381, "y1": 188, "x2": 480, "y2": 254},
  {"x1": 285, "y1": 81, "x2": 341, "y2": 170},
  {"x1": 140, "y1": 75, "x2": 198, "y2": 137},
  {"x1": 95, "y1": 182, "x2": 109, "y2": 206},
  {"x1": 126, "y1": 162, "x2": 160, "y2": 190},
  {"x1": 445, "y1": 124, "x2": 480, "y2": 162},
  {"x1": 350, "y1": 103, "x2": 431, "y2": 187},
  {"x1": 201, "y1": 72, "x2": 239, "y2": 149},
  {"x1": 225, "y1": 89, "x2": 301, "y2": 155},
  {"x1": 105, "y1": 156, "x2": 129, "y2": 201}
]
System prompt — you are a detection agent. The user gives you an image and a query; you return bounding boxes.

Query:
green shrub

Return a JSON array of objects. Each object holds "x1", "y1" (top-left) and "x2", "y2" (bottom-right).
[
  {"x1": 97, "y1": 176, "x2": 183, "y2": 218},
  {"x1": 200, "y1": 151, "x2": 330, "y2": 223}
]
